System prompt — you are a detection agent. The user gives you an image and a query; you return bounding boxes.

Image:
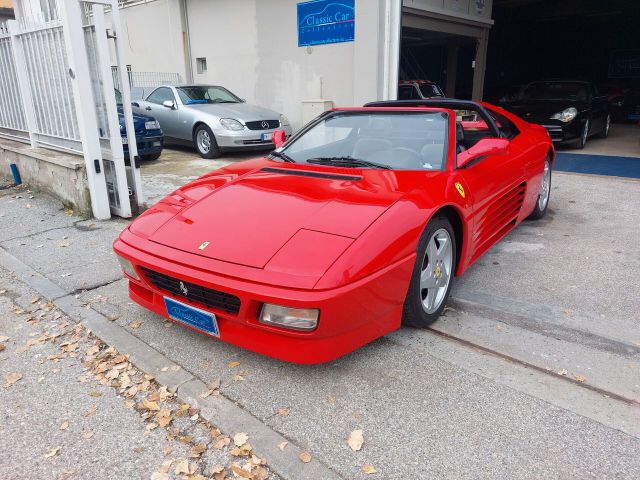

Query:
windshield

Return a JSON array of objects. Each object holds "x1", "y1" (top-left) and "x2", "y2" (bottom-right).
[
  {"x1": 176, "y1": 86, "x2": 241, "y2": 105},
  {"x1": 278, "y1": 111, "x2": 449, "y2": 170},
  {"x1": 420, "y1": 83, "x2": 444, "y2": 98},
  {"x1": 521, "y1": 82, "x2": 589, "y2": 102},
  {"x1": 114, "y1": 89, "x2": 123, "y2": 105}
]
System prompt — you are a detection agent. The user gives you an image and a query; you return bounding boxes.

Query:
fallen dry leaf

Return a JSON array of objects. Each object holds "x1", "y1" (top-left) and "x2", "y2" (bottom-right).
[
  {"x1": 213, "y1": 436, "x2": 231, "y2": 449},
  {"x1": 45, "y1": 447, "x2": 60, "y2": 458},
  {"x1": 4, "y1": 372, "x2": 23, "y2": 388},
  {"x1": 234, "y1": 432, "x2": 249, "y2": 447},
  {"x1": 59, "y1": 420, "x2": 69, "y2": 431},
  {"x1": 156, "y1": 409, "x2": 172, "y2": 427},
  {"x1": 129, "y1": 320, "x2": 143, "y2": 329},
  {"x1": 0, "y1": 344, "x2": 5, "y2": 352},
  {"x1": 82, "y1": 431, "x2": 94, "y2": 439},
  {"x1": 277, "y1": 407, "x2": 291, "y2": 417},
  {"x1": 362, "y1": 463, "x2": 377, "y2": 474},
  {"x1": 89, "y1": 391, "x2": 103, "y2": 398},
  {"x1": 348, "y1": 429, "x2": 364, "y2": 451},
  {"x1": 277, "y1": 441, "x2": 288, "y2": 451},
  {"x1": 190, "y1": 443, "x2": 207, "y2": 457},
  {"x1": 142, "y1": 399, "x2": 160, "y2": 411},
  {"x1": 0, "y1": 335, "x2": 9, "y2": 342},
  {"x1": 299, "y1": 452, "x2": 312, "y2": 463},
  {"x1": 174, "y1": 459, "x2": 190, "y2": 475},
  {"x1": 557, "y1": 369, "x2": 568, "y2": 376},
  {"x1": 574, "y1": 375, "x2": 587, "y2": 383},
  {"x1": 84, "y1": 405, "x2": 98, "y2": 417},
  {"x1": 230, "y1": 465, "x2": 253, "y2": 479},
  {"x1": 228, "y1": 360, "x2": 241, "y2": 368}
]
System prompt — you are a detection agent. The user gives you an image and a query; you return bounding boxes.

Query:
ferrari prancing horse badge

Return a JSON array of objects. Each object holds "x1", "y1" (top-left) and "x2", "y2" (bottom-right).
[{"x1": 455, "y1": 182, "x2": 465, "y2": 199}]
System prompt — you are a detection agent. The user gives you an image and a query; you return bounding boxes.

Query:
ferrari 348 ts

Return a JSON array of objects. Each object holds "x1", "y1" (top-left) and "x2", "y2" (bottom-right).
[{"x1": 113, "y1": 99, "x2": 554, "y2": 364}]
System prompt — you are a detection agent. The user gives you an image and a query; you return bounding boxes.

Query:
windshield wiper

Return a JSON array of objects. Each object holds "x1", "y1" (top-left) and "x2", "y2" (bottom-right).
[
  {"x1": 306, "y1": 156, "x2": 391, "y2": 170},
  {"x1": 269, "y1": 151, "x2": 296, "y2": 163}
]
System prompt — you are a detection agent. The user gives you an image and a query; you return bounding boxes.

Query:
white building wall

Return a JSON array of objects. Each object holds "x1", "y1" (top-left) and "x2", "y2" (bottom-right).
[
  {"x1": 114, "y1": 0, "x2": 187, "y2": 79},
  {"x1": 185, "y1": 0, "x2": 388, "y2": 129}
]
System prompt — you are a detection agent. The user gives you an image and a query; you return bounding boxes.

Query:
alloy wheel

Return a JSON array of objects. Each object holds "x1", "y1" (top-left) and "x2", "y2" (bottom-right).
[
  {"x1": 197, "y1": 129, "x2": 211, "y2": 154},
  {"x1": 537, "y1": 160, "x2": 551, "y2": 211},
  {"x1": 420, "y1": 228, "x2": 453, "y2": 314}
]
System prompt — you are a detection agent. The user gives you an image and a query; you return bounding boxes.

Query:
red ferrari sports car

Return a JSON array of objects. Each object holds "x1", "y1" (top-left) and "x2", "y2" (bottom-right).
[{"x1": 113, "y1": 99, "x2": 554, "y2": 364}]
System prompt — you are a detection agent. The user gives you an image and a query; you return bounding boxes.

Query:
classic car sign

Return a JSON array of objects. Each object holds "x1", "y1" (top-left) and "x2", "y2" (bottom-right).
[{"x1": 297, "y1": 0, "x2": 355, "y2": 47}]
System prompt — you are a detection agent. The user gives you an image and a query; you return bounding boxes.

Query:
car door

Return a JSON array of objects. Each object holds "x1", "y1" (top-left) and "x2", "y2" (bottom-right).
[
  {"x1": 141, "y1": 87, "x2": 181, "y2": 139},
  {"x1": 458, "y1": 116, "x2": 527, "y2": 261}
]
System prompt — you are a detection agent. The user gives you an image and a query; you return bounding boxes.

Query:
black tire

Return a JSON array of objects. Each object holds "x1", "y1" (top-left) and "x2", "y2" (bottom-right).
[
  {"x1": 402, "y1": 215, "x2": 457, "y2": 328},
  {"x1": 574, "y1": 118, "x2": 589, "y2": 149},
  {"x1": 140, "y1": 152, "x2": 161, "y2": 161},
  {"x1": 597, "y1": 113, "x2": 611, "y2": 139},
  {"x1": 193, "y1": 124, "x2": 221, "y2": 159},
  {"x1": 528, "y1": 156, "x2": 552, "y2": 220}
]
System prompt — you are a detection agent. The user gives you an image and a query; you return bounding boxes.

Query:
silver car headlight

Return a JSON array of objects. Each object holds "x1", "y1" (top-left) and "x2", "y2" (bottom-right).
[
  {"x1": 279, "y1": 114, "x2": 290, "y2": 127},
  {"x1": 220, "y1": 118, "x2": 244, "y2": 130},
  {"x1": 550, "y1": 107, "x2": 577, "y2": 123},
  {"x1": 145, "y1": 120, "x2": 160, "y2": 130}
]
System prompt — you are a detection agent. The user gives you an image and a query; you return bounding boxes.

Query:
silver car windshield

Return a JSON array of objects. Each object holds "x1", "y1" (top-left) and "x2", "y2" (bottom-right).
[
  {"x1": 177, "y1": 86, "x2": 241, "y2": 105},
  {"x1": 278, "y1": 111, "x2": 449, "y2": 171}
]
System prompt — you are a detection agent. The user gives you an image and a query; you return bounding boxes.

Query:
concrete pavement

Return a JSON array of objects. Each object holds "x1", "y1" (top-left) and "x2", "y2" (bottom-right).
[{"x1": 1, "y1": 159, "x2": 640, "y2": 479}]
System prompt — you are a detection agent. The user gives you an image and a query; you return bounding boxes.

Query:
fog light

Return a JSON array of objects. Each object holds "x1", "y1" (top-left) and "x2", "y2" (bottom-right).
[
  {"x1": 117, "y1": 256, "x2": 140, "y2": 281},
  {"x1": 259, "y1": 304, "x2": 319, "y2": 331}
]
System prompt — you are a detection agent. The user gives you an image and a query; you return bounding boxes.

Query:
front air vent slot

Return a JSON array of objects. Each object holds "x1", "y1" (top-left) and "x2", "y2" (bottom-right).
[{"x1": 261, "y1": 167, "x2": 362, "y2": 181}]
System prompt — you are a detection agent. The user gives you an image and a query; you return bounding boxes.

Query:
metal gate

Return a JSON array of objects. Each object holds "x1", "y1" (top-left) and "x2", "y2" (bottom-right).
[{"x1": 0, "y1": 0, "x2": 143, "y2": 219}]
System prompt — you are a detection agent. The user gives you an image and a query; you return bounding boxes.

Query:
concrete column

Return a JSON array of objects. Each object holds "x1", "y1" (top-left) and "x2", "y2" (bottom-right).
[
  {"x1": 472, "y1": 27, "x2": 489, "y2": 101},
  {"x1": 445, "y1": 43, "x2": 459, "y2": 98}
]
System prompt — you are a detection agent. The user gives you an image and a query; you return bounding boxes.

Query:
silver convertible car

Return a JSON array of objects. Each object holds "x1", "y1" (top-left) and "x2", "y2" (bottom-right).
[{"x1": 133, "y1": 85, "x2": 293, "y2": 158}]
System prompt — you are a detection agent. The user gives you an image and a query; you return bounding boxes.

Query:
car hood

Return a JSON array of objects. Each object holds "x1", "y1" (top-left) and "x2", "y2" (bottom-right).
[
  {"x1": 502, "y1": 100, "x2": 587, "y2": 120},
  {"x1": 147, "y1": 165, "x2": 411, "y2": 269},
  {"x1": 185, "y1": 102, "x2": 281, "y2": 121},
  {"x1": 117, "y1": 105, "x2": 156, "y2": 132}
]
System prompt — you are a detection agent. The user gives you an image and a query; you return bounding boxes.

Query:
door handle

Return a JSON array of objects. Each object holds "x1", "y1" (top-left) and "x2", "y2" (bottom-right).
[{"x1": 145, "y1": 107, "x2": 152, "y2": 111}]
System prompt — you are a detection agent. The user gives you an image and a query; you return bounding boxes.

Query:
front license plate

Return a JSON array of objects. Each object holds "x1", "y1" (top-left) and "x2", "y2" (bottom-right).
[
  {"x1": 261, "y1": 132, "x2": 273, "y2": 141},
  {"x1": 163, "y1": 297, "x2": 219, "y2": 337}
]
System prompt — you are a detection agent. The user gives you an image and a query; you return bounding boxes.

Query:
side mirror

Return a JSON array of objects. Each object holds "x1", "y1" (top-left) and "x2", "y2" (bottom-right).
[
  {"x1": 457, "y1": 138, "x2": 509, "y2": 169},
  {"x1": 162, "y1": 100, "x2": 176, "y2": 110},
  {"x1": 272, "y1": 130, "x2": 287, "y2": 149}
]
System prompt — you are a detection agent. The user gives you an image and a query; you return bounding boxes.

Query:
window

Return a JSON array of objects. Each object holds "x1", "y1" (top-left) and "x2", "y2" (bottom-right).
[
  {"x1": 398, "y1": 85, "x2": 421, "y2": 100},
  {"x1": 146, "y1": 87, "x2": 175, "y2": 105},
  {"x1": 176, "y1": 86, "x2": 241, "y2": 105},
  {"x1": 419, "y1": 83, "x2": 444, "y2": 98},
  {"x1": 196, "y1": 57, "x2": 207, "y2": 74},
  {"x1": 488, "y1": 110, "x2": 520, "y2": 140}
]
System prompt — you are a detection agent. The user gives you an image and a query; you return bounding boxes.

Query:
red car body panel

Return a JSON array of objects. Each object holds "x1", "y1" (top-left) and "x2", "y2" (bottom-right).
[{"x1": 113, "y1": 104, "x2": 553, "y2": 363}]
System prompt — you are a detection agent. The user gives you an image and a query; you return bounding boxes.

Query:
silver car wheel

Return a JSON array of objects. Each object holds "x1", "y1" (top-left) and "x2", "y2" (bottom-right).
[
  {"x1": 537, "y1": 160, "x2": 551, "y2": 211},
  {"x1": 420, "y1": 228, "x2": 453, "y2": 314},
  {"x1": 197, "y1": 129, "x2": 211, "y2": 154},
  {"x1": 605, "y1": 114, "x2": 611, "y2": 136},
  {"x1": 581, "y1": 119, "x2": 589, "y2": 146}
]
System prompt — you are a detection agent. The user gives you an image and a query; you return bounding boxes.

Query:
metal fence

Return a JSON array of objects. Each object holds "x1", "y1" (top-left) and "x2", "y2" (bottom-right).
[
  {"x1": 0, "y1": 22, "x2": 29, "y2": 140},
  {"x1": 112, "y1": 67, "x2": 182, "y2": 99}
]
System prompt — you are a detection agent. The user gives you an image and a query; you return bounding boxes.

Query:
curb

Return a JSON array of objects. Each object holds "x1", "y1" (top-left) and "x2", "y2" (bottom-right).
[{"x1": 1, "y1": 246, "x2": 344, "y2": 480}]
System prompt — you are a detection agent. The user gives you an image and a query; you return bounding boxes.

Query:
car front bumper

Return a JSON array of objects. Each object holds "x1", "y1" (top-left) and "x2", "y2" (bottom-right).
[
  {"x1": 530, "y1": 120, "x2": 584, "y2": 143},
  {"x1": 113, "y1": 236, "x2": 413, "y2": 364},
  {"x1": 215, "y1": 125, "x2": 293, "y2": 151},
  {"x1": 123, "y1": 134, "x2": 163, "y2": 156}
]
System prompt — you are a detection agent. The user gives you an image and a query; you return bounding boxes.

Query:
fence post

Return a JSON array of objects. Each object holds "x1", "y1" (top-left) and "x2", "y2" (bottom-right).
[
  {"x1": 58, "y1": 0, "x2": 111, "y2": 220},
  {"x1": 7, "y1": 20, "x2": 39, "y2": 148}
]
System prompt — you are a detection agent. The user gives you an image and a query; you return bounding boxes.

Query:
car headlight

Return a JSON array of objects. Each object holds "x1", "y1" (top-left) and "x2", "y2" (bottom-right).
[
  {"x1": 259, "y1": 304, "x2": 319, "y2": 331},
  {"x1": 279, "y1": 114, "x2": 290, "y2": 127},
  {"x1": 145, "y1": 120, "x2": 160, "y2": 130},
  {"x1": 220, "y1": 118, "x2": 244, "y2": 130},
  {"x1": 550, "y1": 107, "x2": 578, "y2": 123},
  {"x1": 117, "y1": 255, "x2": 140, "y2": 281}
]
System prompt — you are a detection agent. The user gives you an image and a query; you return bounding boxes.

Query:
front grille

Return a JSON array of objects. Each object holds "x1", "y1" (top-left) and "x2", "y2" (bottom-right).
[
  {"x1": 245, "y1": 119, "x2": 280, "y2": 130},
  {"x1": 543, "y1": 125, "x2": 564, "y2": 141},
  {"x1": 140, "y1": 267, "x2": 241, "y2": 315}
]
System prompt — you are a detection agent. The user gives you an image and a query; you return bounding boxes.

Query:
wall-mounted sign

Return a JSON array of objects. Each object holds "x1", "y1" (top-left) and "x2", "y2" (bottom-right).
[{"x1": 297, "y1": 0, "x2": 355, "y2": 47}]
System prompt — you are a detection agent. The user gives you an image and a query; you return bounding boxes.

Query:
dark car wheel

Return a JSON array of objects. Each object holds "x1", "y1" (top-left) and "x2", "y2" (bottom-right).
[
  {"x1": 528, "y1": 156, "x2": 552, "y2": 220},
  {"x1": 140, "y1": 152, "x2": 161, "y2": 161},
  {"x1": 402, "y1": 215, "x2": 456, "y2": 328},
  {"x1": 194, "y1": 124, "x2": 221, "y2": 159},
  {"x1": 574, "y1": 118, "x2": 590, "y2": 149},
  {"x1": 598, "y1": 114, "x2": 611, "y2": 138}
]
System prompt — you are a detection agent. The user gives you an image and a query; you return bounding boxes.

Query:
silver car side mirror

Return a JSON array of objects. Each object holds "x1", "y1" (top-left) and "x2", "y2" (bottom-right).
[{"x1": 162, "y1": 100, "x2": 176, "y2": 110}]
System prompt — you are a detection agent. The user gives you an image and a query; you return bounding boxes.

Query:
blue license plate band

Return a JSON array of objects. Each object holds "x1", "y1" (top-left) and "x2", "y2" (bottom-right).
[{"x1": 163, "y1": 297, "x2": 219, "y2": 337}]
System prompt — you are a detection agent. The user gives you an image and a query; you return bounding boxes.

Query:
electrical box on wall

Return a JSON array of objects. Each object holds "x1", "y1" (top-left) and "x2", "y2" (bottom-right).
[{"x1": 302, "y1": 100, "x2": 333, "y2": 125}]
